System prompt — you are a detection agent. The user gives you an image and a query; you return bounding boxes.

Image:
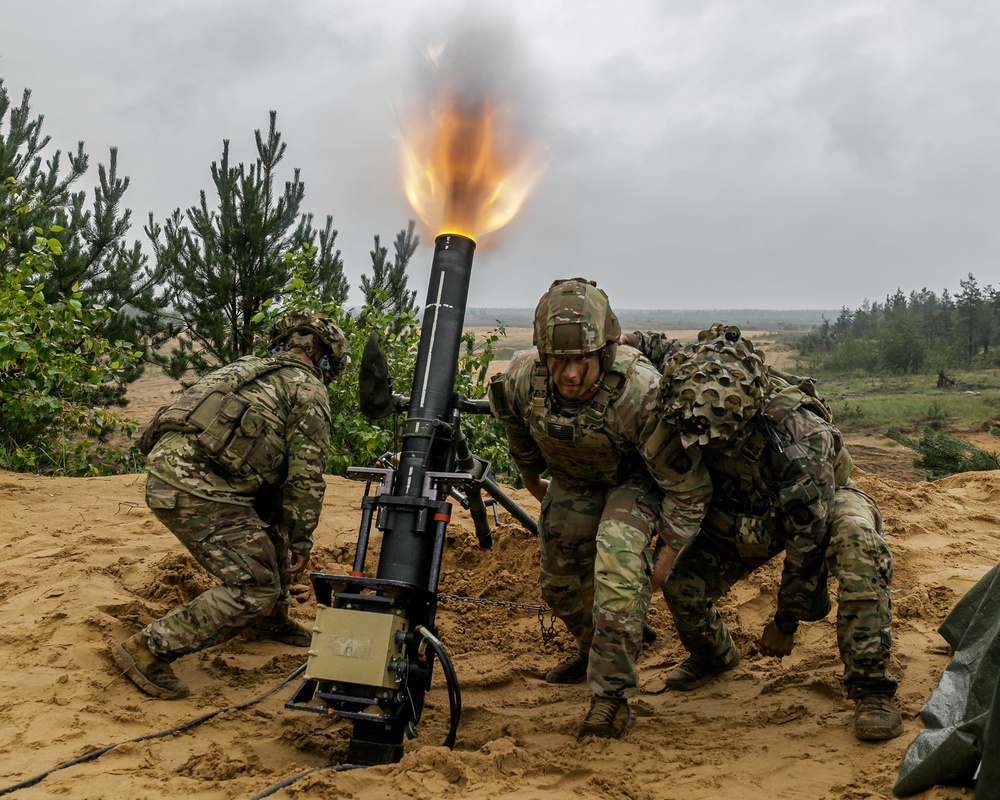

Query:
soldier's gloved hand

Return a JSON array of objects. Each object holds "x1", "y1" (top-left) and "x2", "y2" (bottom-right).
[
  {"x1": 651, "y1": 542, "x2": 679, "y2": 589},
  {"x1": 759, "y1": 620, "x2": 796, "y2": 658},
  {"x1": 288, "y1": 552, "x2": 310, "y2": 577}
]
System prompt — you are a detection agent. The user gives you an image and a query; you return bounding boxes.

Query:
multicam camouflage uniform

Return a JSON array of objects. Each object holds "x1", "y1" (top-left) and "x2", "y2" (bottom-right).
[
  {"x1": 490, "y1": 343, "x2": 698, "y2": 698},
  {"x1": 142, "y1": 352, "x2": 331, "y2": 658},
  {"x1": 621, "y1": 330, "x2": 684, "y2": 373},
  {"x1": 648, "y1": 335, "x2": 897, "y2": 699}
]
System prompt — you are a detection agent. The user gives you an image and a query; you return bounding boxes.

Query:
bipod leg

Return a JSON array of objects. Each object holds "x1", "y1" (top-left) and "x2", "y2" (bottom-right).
[{"x1": 481, "y1": 476, "x2": 538, "y2": 536}]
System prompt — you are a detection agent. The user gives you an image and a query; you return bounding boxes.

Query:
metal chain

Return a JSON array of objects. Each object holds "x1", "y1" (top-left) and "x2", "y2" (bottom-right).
[{"x1": 438, "y1": 593, "x2": 557, "y2": 644}]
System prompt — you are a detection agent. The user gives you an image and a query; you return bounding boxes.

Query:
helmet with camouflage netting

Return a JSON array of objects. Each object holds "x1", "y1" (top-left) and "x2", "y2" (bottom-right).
[
  {"x1": 659, "y1": 324, "x2": 768, "y2": 448},
  {"x1": 269, "y1": 310, "x2": 349, "y2": 384},
  {"x1": 533, "y1": 278, "x2": 621, "y2": 370}
]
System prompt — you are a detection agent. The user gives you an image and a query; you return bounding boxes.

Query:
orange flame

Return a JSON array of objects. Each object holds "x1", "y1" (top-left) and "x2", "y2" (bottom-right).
[{"x1": 400, "y1": 78, "x2": 544, "y2": 242}]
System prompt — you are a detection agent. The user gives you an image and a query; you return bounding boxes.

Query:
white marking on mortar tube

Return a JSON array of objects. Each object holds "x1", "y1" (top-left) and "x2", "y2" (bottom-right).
[{"x1": 419, "y1": 270, "x2": 447, "y2": 407}]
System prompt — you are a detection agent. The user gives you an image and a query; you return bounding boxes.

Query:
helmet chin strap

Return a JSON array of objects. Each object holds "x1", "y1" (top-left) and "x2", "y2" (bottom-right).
[{"x1": 587, "y1": 371, "x2": 605, "y2": 395}]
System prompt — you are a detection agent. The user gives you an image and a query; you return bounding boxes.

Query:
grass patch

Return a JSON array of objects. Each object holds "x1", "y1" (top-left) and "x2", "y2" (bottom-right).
[{"x1": 811, "y1": 371, "x2": 1000, "y2": 435}]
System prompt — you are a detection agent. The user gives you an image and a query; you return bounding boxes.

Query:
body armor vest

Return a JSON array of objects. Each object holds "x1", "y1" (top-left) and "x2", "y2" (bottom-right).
[
  {"x1": 140, "y1": 355, "x2": 309, "y2": 482},
  {"x1": 700, "y1": 385, "x2": 849, "y2": 558},
  {"x1": 526, "y1": 350, "x2": 641, "y2": 493}
]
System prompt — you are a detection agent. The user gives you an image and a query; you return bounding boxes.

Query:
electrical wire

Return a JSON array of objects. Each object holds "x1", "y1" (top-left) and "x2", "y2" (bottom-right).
[
  {"x1": 2, "y1": 622, "x2": 468, "y2": 796},
  {"x1": 415, "y1": 625, "x2": 462, "y2": 749},
  {"x1": 246, "y1": 763, "x2": 362, "y2": 799},
  {"x1": 0, "y1": 663, "x2": 307, "y2": 797}
]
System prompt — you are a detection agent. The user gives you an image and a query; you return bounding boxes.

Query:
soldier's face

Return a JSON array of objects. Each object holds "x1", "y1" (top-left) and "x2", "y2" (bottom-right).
[{"x1": 547, "y1": 354, "x2": 602, "y2": 403}]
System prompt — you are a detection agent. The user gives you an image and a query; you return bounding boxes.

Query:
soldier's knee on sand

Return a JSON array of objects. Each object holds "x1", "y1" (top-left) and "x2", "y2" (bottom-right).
[
  {"x1": 661, "y1": 571, "x2": 700, "y2": 615},
  {"x1": 242, "y1": 578, "x2": 282, "y2": 620}
]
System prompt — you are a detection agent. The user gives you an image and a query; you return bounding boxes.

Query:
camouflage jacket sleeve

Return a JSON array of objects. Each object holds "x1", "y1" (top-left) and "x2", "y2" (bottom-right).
[
  {"x1": 280, "y1": 374, "x2": 332, "y2": 557},
  {"x1": 648, "y1": 444, "x2": 713, "y2": 551},
  {"x1": 489, "y1": 349, "x2": 548, "y2": 477},
  {"x1": 622, "y1": 331, "x2": 685, "y2": 373},
  {"x1": 768, "y1": 407, "x2": 839, "y2": 622},
  {"x1": 614, "y1": 358, "x2": 713, "y2": 549}
]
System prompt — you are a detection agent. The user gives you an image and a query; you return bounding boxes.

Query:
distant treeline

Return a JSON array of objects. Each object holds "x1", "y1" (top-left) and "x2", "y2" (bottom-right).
[
  {"x1": 464, "y1": 308, "x2": 835, "y2": 331},
  {"x1": 796, "y1": 275, "x2": 1000, "y2": 375}
]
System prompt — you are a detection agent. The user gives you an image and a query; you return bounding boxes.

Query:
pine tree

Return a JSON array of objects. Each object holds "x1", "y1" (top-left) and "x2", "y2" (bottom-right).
[
  {"x1": 359, "y1": 220, "x2": 419, "y2": 323},
  {"x1": 0, "y1": 79, "x2": 165, "y2": 403},
  {"x1": 146, "y1": 110, "x2": 349, "y2": 377},
  {"x1": 955, "y1": 274, "x2": 992, "y2": 364},
  {"x1": 886, "y1": 427, "x2": 1000, "y2": 480}
]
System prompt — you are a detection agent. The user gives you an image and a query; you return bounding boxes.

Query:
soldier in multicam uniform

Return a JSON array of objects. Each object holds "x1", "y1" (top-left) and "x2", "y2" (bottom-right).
[
  {"x1": 113, "y1": 312, "x2": 348, "y2": 700},
  {"x1": 488, "y1": 278, "x2": 695, "y2": 741},
  {"x1": 639, "y1": 323, "x2": 902, "y2": 741}
]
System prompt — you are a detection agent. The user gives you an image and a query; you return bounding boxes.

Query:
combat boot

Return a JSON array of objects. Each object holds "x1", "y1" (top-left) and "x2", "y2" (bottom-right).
[
  {"x1": 112, "y1": 632, "x2": 189, "y2": 700},
  {"x1": 245, "y1": 610, "x2": 313, "y2": 647},
  {"x1": 545, "y1": 650, "x2": 588, "y2": 684},
  {"x1": 577, "y1": 696, "x2": 635, "y2": 741},
  {"x1": 854, "y1": 693, "x2": 903, "y2": 741},
  {"x1": 663, "y1": 645, "x2": 741, "y2": 691}
]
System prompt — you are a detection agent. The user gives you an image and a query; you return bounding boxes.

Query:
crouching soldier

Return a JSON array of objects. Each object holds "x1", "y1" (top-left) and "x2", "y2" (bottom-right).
[
  {"x1": 645, "y1": 324, "x2": 902, "y2": 741},
  {"x1": 113, "y1": 312, "x2": 347, "y2": 699}
]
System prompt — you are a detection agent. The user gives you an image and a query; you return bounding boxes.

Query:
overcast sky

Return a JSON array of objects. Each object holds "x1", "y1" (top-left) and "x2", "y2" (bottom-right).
[{"x1": 3, "y1": 0, "x2": 998, "y2": 312}]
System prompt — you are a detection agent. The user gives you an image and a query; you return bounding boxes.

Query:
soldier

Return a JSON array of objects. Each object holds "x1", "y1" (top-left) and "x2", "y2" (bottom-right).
[
  {"x1": 112, "y1": 312, "x2": 347, "y2": 700},
  {"x1": 488, "y1": 278, "x2": 696, "y2": 741},
  {"x1": 644, "y1": 324, "x2": 902, "y2": 741}
]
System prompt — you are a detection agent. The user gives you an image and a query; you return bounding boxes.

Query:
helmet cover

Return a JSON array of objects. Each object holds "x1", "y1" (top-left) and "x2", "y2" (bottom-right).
[
  {"x1": 659, "y1": 324, "x2": 768, "y2": 448},
  {"x1": 269, "y1": 311, "x2": 349, "y2": 384},
  {"x1": 532, "y1": 278, "x2": 621, "y2": 358}
]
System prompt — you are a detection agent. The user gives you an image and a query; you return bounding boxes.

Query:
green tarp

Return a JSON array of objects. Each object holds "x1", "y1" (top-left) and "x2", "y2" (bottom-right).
[{"x1": 895, "y1": 561, "x2": 1000, "y2": 798}]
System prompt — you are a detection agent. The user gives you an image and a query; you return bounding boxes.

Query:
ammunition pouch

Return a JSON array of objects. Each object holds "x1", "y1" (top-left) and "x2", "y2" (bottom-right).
[
  {"x1": 139, "y1": 356, "x2": 293, "y2": 481},
  {"x1": 703, "y1": 504, "x2": 774, "y2": 559},
  {"x1": 733, "y1": 511, "x2": 772, "y2": 559},
  {"x1": 182, "y1": 391, "x2": 283, "y2": 480}
]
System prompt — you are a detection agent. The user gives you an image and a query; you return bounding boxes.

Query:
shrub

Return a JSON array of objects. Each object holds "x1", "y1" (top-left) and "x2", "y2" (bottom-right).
[{"x1": 0, "y1": 180, "x2": 142, "y2": 475}]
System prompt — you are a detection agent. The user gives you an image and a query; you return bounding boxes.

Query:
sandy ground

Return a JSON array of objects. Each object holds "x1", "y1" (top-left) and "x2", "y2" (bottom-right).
[{"x1": 0, "y1": 344, "x2": 995, "y2": 799}]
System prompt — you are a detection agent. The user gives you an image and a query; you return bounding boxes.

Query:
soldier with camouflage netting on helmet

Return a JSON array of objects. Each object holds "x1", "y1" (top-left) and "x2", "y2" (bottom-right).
[
  {"x1": 113, "y1": 311, "x2": 348, "y2": 700},
  {"x1": 637, "y1": 323, "x2": 902, "y2": 742},
  {"x1": 487, "y1": 278, "x2": 700, "y2": 742}
]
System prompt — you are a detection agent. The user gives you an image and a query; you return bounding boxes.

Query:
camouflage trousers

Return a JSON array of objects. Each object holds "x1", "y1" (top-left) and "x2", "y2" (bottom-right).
[
  {"x1": 143, "y1": 475, "x2": 291, "y2": 660},
  {"x1": 538, "y1": 470, "x2": 658, "y2": 698},
  {"x1": 663, "y1": 486, "x2": 897, "y2": 698}
]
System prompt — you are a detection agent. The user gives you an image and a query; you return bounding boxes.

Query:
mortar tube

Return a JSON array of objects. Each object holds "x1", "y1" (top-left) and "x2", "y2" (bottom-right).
[{"x1": 376, "y1": 233, "x2": 477, "y2": 587}]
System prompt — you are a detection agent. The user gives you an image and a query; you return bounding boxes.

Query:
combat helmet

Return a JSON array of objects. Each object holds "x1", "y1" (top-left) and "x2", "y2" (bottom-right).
[
  {"x1": 533, "y1": 278, "x2": 621, "y2": 372},
  {"x1": 659, "y1": 324, "x2": 768, "y2": 448},
  {"x1": 269, "y1": 311, "x2": 349, "y2": 384}
]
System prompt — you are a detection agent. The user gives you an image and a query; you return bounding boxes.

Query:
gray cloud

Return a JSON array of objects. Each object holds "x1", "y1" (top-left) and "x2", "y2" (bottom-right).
[{"x1": 2, "y1": 0, "x2": 998, "y2": 312}]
